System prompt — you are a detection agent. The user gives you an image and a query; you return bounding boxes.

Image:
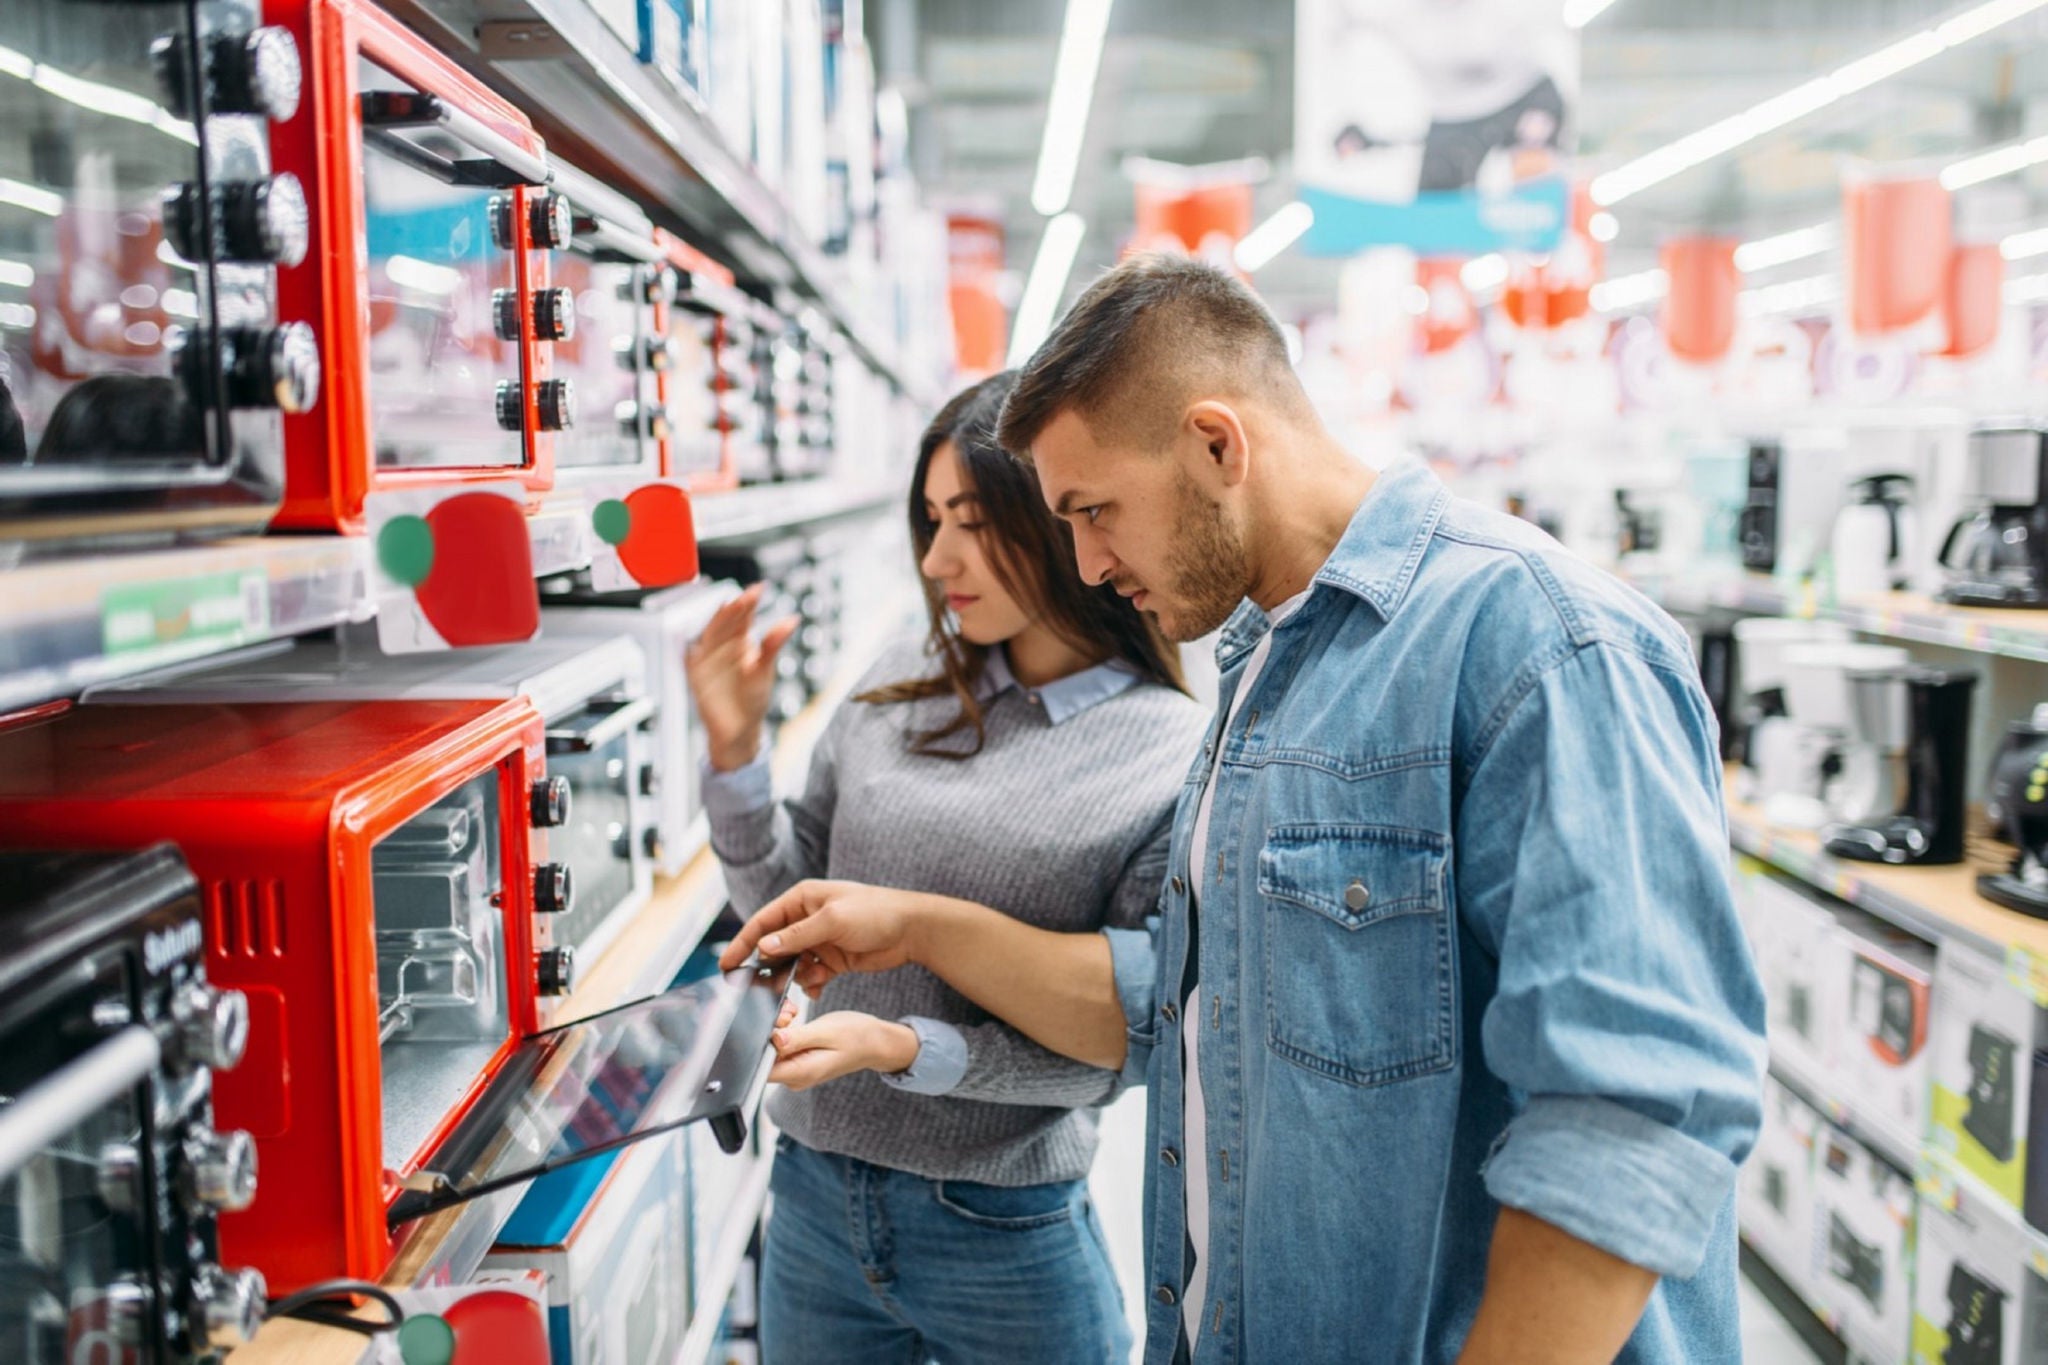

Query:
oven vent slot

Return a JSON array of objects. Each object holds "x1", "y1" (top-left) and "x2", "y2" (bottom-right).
[{"x1": 205, "y1": 879, "x2": 289, "y2": 958}]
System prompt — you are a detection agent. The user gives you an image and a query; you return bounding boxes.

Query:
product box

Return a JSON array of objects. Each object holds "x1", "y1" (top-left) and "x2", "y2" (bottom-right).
[
  {"x1": 483, "y1": 1131, "x2": 692, "y2": 1365},
  {"x1": 748, "y1": 0, "x2": 786, "y2": 188},
  {"x1": 704, "y1": 0, "x2": 753, "y2": 159},
  {"x1": 1929, "y1": 942, "x2": 2048, "y2": 1225},
  {"x1": 1742, "y1": 1076, "x2": 1823, "y2": 1294},
  {"x1": 1750, "y1": 871, "x2": 1850, "y2": 1080},
  {"x1": 690, "y1": 1118, "x2": 752, "y2": 1303},
  {"x1": 1837, "y1": 908, "x2": 1937, "y2": 1157},
  {"x1": 1913, "y1": 1173, "x2": 2048, "y2": 1364},
  {"x1": 1812, "y1": 1123, "x2": 1916, "y2": 1361}
]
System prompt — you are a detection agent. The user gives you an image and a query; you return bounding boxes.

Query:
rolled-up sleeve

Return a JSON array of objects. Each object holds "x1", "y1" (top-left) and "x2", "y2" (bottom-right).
[
  {"x1": 1104, "y1": 922, "x2": 1160, "y2": 1089},
  {"x1": 876, "y1": 1017, "x2": 970, "y2": 1097},
  {"x1": 1458, "y1": 639, "x2": 1766, "y2": 1280}
]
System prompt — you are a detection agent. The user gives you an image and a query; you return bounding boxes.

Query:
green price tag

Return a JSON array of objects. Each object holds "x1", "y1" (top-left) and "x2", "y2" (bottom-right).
[{"x1": 101, "y1": 570, "x2": 269, "y2": 657}]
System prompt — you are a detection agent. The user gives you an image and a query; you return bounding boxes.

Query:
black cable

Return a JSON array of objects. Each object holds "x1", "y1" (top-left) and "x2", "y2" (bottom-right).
[{"x1": 266, "y1": 1278, "x2": 406, "y2": 1335}]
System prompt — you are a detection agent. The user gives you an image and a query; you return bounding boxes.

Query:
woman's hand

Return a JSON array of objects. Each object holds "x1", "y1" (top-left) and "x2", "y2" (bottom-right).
[
  {"x1": 721, "y1": 879, "x2": 937, "y2": 996},
  {"x1": 768, "y1": 1005, "x2": 921, "y2": 1091},
  {"x1": 683, "y1": 584, "x2": 800, "y2": 772}
]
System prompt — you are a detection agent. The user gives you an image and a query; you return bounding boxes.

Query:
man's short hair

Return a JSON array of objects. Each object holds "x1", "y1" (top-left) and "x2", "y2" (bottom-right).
[{"x1": 996, "y1": 254, "x2": 1307, "y2": 460}]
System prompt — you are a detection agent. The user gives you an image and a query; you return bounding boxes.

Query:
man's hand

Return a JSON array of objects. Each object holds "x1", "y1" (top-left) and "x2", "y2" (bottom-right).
[
  {"x1": 718, "y1": 879, "x2": 934, "y2": 996},
  {"x1": 767, "y1": 1002, "x2": 920, "y2": 1091}
]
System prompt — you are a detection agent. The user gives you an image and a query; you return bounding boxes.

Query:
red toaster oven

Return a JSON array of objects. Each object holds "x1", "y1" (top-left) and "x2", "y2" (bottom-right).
[
  {"x1": 263, "y1": 0, "x2": 567, "y2": 533},
  {"x1": 0, "y1": 697, "x2": 573, "y2": 1291},
  {"x1": 654, "y1": 227, "x2": 747, "y2": 491}
]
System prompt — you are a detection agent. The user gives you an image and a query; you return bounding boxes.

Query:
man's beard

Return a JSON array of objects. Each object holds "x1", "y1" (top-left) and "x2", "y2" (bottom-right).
[{"x1": 1154, "y1": 472, "x2": 1252, "y2": 643}]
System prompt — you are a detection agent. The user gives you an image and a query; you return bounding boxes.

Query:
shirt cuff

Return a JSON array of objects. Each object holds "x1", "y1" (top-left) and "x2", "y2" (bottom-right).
[
  {"x1": 876, "y1": 1017, "x2": 968, "y2": 1097},
  {"x1": 1104, "y1": 922, "x2": 1159, "y2": 1089},
  {"x1": 699, "y1": 751, "x2": 773, "y2": 821},
  {"x1": 1481, "y1": 1093, "x2": 1738, "y2": 1279}
]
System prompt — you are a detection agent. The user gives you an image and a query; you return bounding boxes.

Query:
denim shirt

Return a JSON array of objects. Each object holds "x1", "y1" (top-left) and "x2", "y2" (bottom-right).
[{"x1": 1104, "y1": 458, "x2": 1767, "y2": 1364}]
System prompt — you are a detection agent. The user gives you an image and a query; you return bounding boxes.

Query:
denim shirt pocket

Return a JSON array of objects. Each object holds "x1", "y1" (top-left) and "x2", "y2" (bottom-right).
[{"x1": 1258, "y1": 823, "x2": 1457, "y2": 1088}]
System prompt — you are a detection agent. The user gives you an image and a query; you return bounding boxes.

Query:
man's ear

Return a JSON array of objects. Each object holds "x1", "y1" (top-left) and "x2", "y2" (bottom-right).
[{"x1": 1187, "y1": 401, "x2": 1251, "y2": 486}]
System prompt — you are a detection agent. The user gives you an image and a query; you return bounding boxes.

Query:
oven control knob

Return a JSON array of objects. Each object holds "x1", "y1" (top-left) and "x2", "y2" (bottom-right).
[
  {"x1": 172, "y1": 983, "x2": 250, "y2": 1073},
  {"x1": 642, "y1": 826, "x2": 664, "y2": 861},
  {"x1": 96, "y1": 1142, "x2": 143, "y2": 1213},
  {"x1": 530, "y1": 192, "x2": 574, "y2": 250},
  {"x1": 537, "y1": 946, "x2": 576, "y2": 997},
  {"x1": 616, "y1": 335, "x2": 673, "y2": 372},
  {"x1": 530, "y1": 775, "x2": 572, "y2": 827},
  {"x1": 615, "y1": 401, "x2": 667, "y2": 440},
  {"x1": 197, "y1": 1264, "x2": 267, "y2": 1349},
  {"x1": 161, "y1": 183, "x2": 207, "y2": 265},
  {"x1": 219, "y1": 174, "x2": 309, "y2": 266},
  {"x1": 495, "y1": 380, "x2": 525, "y2": 432},
  {"x1": 492, "y1": 288, "x2": 522, "y2": 343},
  {"x1": 610, "y1": 825, "x2": 632, "y2": 859},
  {"x1": 217, "y1": 26, "x2": 303, "y2": 121},
  {"x1": 638, "y1": 763, "x2": 661, "y2": 798},
  {"x1": 181, "y1": 1128, "x2": 258, "y2": 1212},
  {"x1": 536, "y1": 378, "x2": 576, "y2": 432},
  {"x1": 532, "y1": 287, "x2": 575, "y2": 343},
  {"x1": 533, "y1": 862, "x2": 574, "y2": 916},
  {"x1": 104, "y1": 1279, "x2": 153, "y2": 1346},
  {"x1": 205, "y1": 324, "x2": 319, "y2": 414},
  {"x1": 488, "y1": 194, "x2": 518, "y2": 252}
]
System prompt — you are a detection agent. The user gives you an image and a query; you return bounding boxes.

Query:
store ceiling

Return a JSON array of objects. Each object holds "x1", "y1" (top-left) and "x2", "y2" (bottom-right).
[{"x1": 872, "y1": 0, "x2": 2048, "y2": 320}]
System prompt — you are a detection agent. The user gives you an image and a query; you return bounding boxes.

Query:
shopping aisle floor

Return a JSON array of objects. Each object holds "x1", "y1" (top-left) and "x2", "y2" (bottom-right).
[{"x1": 1089, "y1": 1091, "x2": 1824, "y2": 1364}]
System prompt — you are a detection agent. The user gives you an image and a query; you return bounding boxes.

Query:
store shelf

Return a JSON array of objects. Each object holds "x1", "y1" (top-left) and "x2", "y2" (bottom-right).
[
  {"x1": 1736, "y1": 1239, "x2": 1850, "y2": 1365},
  {"x1": 383, "y1": 0, "x2": 942, "y2": 408},
  {"x1": 1918, "y1": 1147, "x2": 2048, "y2": 1283},
  {"x1": 677, "y1": 1150, "x2": 773, "y2": 1365},
  {"x1": 1766, "y1": 1052, "x2": 1919, "y2": 1177},
  {"x1": 693, "y1": 478, "x2": 897, "y2": 547},
  {"x1": 1631, "y1": 568, "x2": 2048, "y2": 665},
  {"x1": 0, "y1": 535, "x2": 369, "y2": 715}
]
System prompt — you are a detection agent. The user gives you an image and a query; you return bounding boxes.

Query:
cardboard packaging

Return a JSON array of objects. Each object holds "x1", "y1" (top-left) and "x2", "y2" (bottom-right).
[
  {"x1": 1913, "y1": 1172, "x2": 2048, "y2": 1364},
  {"x1": 1813, "y1": 1122, "x2": 1916, "y2": 1360}
]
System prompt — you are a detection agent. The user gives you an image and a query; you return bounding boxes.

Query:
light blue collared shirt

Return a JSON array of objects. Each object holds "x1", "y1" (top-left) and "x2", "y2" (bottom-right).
[{"x1": 702, "y1": 643, "x2": 1141, "y2": 1096}]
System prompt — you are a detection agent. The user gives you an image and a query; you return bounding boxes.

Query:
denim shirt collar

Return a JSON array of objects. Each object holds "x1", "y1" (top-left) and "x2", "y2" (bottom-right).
[
  {"x1": 977, "y1": 644, "x2": 1139, "y2": 725},
  {"x1": 1216, "y1": 456, "x2": 1450, "y2": 670}
]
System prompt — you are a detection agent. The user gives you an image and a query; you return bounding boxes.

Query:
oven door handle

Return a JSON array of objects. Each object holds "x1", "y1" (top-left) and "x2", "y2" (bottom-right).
[
  {"x1": 359, "y1": 91, "x2": 549, "y2": 189},
  {"x1": 545, "y1": 696, "x2": 656, "y2": 754},
  {"x1": 0, "y1": 1026, "x2": 161, "y2": 1179}
]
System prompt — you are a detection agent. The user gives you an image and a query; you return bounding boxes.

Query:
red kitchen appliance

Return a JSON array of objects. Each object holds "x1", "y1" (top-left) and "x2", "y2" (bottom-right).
[
  {"x1": 654, "y1": 227, "x2": 748, "y2": 490},
  {"x1": 0, "y1": 0, "x2": 317, "y2": 544},
  {"x1": 263, "y1": 0, "x2": 567, "y2": 533},
  {"x1": 0, "y1": 697, "x2": 572, "y2": 1291}
]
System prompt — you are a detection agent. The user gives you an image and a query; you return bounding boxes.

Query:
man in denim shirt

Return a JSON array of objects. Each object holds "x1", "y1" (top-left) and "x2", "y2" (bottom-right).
[{"x1": 723, "y1": 256, "x2": 1766, "y2": 1363}]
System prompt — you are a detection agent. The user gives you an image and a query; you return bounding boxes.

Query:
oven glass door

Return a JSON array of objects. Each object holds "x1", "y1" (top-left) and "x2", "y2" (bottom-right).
[
  {"x1": 663, "y1": 308, "x2": 722, "y2": 481},
  {"x1": 357, "y1": 56, "x2": 525, "y2": 472},
  {"x1": 0, "y1": 969, "x2": 154, "y2": 1365},
  {"x1": 543, "y1": 698, "x2": 650, "y2": 956},
  {"x1": 373, "y1": 768, "x2": 510, "y2": 1169},
  {"x1": 387, "y1": 960, "x2": 790, "y2": 1226},
  {"x1": 0, "y1": 0, "x2": 226, "y2": 498},
  {"x1": 552, "y1": 253, "x2": 655, "y2": 474}
]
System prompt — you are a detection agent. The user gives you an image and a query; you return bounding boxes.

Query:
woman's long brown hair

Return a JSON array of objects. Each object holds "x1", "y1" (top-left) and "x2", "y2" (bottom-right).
[{"x1": 856, "y1": 370, "x2": 1187, "y2": 757}]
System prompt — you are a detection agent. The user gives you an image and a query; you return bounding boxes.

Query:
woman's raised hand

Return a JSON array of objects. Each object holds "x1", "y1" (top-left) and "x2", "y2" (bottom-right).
[{"x1": 683, "y1": 584, "x2": 801, "y2": 772}]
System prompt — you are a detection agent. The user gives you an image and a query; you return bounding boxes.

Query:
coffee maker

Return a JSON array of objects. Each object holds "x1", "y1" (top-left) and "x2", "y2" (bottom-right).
[
  {"x1": 1825, "y1": 667, "x2": 1978, "y2": 865},
  {"x1": 1692, "y1": 612, "x2": 1742, "y2": 762},
  {"x1": 1830, "y1": 473, "x2": 1917, "y2": 599},
  {"x1": 1980, "y1": 730, "x2": 2048, "y2": 919},
  {"x1": 1939, "y1": 423, "x2": 2048, "y2": 608},
  {"x1": 1768, "y1": 640, "x2": 1912, "y2": 828},
  {"x1": 1732, "y1": 617, "x2": 1850, "y2": 816}
]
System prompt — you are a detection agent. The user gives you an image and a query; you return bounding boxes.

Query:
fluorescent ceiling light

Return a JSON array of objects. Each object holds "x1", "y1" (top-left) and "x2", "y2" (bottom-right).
[
  {"x1": 1008, "y1": 212, "x2": 1087, "y2": 366},
  {"x1": 1739, "y1": 271, "x2": 1839, "y2": 316},
  {"x1": 1461, "y1": 254, "x2": 1509, "y2": 292},
  {"x1": 1031, "y1": 0, "x2": 1115, "y2": 217},
  {"x1": 1564, "y1": 0, "x2": 1625, "y2": 27},
  {"x1": 1235, "y1": 202, "x2": 1314, "y2": 273},
  {"x1": 0, "y1": 302, "x2": 34, "y2": 330},
  {"x1": 2006, "y1": 270, "x2": 2048, "y2": 303},
  {"x1": 158, "y1": 241, "x2": 196, "y2": 271},
  {"x1": 1591, "y1": 0, "x2": 2048, "y2": 206},
  {"x1": 384, "y1": 254, "x2": 463, "y2": 295},
  {"x1": 0, "y1": 42, "x2": 196, "y2": 147},
  {"x1": 2004, "y1": 227, "x2": 2048, "y2": 260},
  {"x1": 1734, "y1": 221, "x2": 1837, "y2": 272},
  {"x1": 1588, "y1": 212, "x2": 1620, "y2": 243},
  {"x1": 1590, "y1": 268, "x2": 1669, "y2": 313},
  {"x1": 0, "y1": 179, "x2": 62, "y2": 217},
  {"x1": 1943, "y1": 133, "x2": 2048, "y2": 188},
  {"x1": 0, "y1": 259, "x2": 31, "y2": 289}
]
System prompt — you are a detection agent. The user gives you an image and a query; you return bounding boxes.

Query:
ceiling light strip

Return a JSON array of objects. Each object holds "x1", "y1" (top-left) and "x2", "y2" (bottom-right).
[
  {"x1": 1008, "y1": 213, "x2": 1089, "y2": 367},
  {"x1": 1235, "y1": 202, "x2": 1314, "y2": 273},
  {"x1": 1030, "y1": 0, "x2": 1116, "y2": 217}
]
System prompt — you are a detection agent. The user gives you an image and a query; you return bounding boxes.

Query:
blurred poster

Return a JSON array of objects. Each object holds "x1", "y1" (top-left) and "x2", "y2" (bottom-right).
[{"x1": 1296, "y1": 0, "x2": 1578, "y2": 255}]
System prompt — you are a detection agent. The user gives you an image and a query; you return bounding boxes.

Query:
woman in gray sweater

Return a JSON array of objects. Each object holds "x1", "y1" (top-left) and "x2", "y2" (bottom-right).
[{"x1": 685, "y1": 372, "x2": 1206, "y2": 1363}]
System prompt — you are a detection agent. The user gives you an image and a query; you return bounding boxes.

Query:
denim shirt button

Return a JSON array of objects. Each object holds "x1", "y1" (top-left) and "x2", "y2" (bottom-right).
[
  {"x1": 1161, "y1": 1147, "x2": 1180, "y2": 1167},
  {"x1": 1344, "y1": 880, "x2": 1371, "y2": 911},
  {"x1": 1171, "y1": 875, "x2": 1186, "y2": 896},
  {"x1": 1161, "y1": 1001, "x2": 1178, "y2": 1024},
  {"x1": 1155, "y1": 1286, "x2": 1178, "y2": 1306}
]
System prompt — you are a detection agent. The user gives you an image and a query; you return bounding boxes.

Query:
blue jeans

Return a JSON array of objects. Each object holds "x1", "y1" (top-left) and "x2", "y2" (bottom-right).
[{"x1": 759, "y1": 1137, "x2": 1131, "y2": 1364}]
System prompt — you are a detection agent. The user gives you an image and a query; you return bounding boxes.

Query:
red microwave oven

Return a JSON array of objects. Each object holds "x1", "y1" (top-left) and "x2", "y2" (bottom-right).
[
  {"x1": 263, "y1": 0, "x2": 568, "y2": 533},
  {"x1": 0, "y1": 697, "x2": 571, "y2": 1291}
]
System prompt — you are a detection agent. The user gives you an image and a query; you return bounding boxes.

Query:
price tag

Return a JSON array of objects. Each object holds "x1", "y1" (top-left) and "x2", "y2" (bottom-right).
[
  {"x1": 2005, "y1": 946, "x2": 2048, "y2": 1006},
  {"x1": 101, "y1": 569, "x2": 269, "y2": 659}
]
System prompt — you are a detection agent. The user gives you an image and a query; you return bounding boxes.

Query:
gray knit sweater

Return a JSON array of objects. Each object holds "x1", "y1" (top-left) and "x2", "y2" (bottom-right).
[{"x1": 705, "y1": 638, "x2": 1208, "y2": 1186}]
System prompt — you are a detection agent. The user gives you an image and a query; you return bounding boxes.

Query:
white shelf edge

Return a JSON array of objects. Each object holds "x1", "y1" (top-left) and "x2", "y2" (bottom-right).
[{"x1": 676, "y1": 1148, "x2": 774, "y2": 1365}]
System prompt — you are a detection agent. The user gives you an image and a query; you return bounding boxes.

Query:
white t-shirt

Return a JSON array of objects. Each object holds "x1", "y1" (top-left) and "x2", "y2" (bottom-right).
[{"x1": 1181, "y1": 589, "x2": 1309, "y2": 1345}]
